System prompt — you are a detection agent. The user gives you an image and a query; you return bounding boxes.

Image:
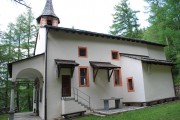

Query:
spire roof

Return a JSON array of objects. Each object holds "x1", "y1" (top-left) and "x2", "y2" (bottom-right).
[{"x1": 36, "y1": 0, "x2": 60, "y2": 23}]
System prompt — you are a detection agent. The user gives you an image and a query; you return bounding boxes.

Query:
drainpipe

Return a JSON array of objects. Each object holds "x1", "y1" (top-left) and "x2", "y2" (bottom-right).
[
  {"x1": 44, "y1": 27, "x2": 49, "y2": 120},
  {"x1": 9, "y1": 80, "x2": 15, "y2": 120},
  {"x1": 171, "y1": 65, "x2": 177, "y2": 98}
]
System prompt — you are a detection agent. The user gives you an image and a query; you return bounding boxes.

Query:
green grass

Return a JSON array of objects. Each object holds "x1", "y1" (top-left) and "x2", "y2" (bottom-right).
[
  {"x1": 1, "y1": 102, "x2": 179, "y2": 120},
  {"x1": 0, "y1": 114, "x2": 8, "y2": 120},
  {"x1": 78, "y1": 101, "x2": 180, "y2": 120}
]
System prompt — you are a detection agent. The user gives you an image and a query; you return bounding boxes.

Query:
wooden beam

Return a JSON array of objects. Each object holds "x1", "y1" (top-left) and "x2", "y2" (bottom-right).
[
  {"x1": 93, "y1": 68, "x2": 99, "y2": 82},
  {"x1": 57, "y1": 66, "x2": 61, "y2": 78},
  {"x1": 108, "y1": 70, "x2": 114, "y2": 82},
  {"x1": 71, "y1": 67, "x2": 75, "y2": 78}
]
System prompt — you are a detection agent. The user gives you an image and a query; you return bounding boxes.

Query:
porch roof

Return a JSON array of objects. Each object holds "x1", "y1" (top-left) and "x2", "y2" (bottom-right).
[
  {"x1": 55, "y1": 59, "x2": 79, "y2": 67},
  {"x1": 89, "y1": 61, "x2": 120, "y2": 82},
  {"x1": 89, "y1": 61, "x2": 120, "y2": 69},
  {"x1": 120, "y1": 53, "x2": 175, "y2": 66},
  {"x1": 55, "y1": 59, "x2": 79, "y2": 78}
]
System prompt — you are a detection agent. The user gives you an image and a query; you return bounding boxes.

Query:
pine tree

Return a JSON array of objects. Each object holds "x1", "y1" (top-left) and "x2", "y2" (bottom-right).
[
  {"x1": 144, "y1": 0, "x2": 180, "y2": 84},
  {"x1": 0, "y1": 9, "x2": 37, "y2": 110},
  {"x1": 110, "y1": 0, "x2": 141, "y2": 38}
]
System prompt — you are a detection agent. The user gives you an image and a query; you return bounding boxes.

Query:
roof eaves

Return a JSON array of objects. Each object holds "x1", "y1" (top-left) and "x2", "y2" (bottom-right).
[
  {"x1": 45, "y1": 25, "x2": 166, "y2": 47},
  {"x1": 121, "y1": 53, "x2": 175, "y2": 66},
  {"x1": 10, "y1": 53, "x2": 45, "y2": 64}
]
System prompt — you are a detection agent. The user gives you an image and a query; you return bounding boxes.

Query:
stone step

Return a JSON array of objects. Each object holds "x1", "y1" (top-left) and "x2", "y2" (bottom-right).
[
  {"x1": 62, "y1": 97, "x2": 75, "y2": 101},
  {"x1": 91, "y1": 112, "x2": 106, "y2": 117}
]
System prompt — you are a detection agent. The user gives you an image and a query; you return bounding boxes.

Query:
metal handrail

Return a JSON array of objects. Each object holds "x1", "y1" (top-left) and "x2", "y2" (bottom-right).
[
  {"x1": 61, "y1": 87, "x2": 91, "y2": 108},
  {"x1": 73, "y1": 87, "x2": 91, "y2": 108},
  {"x1": 73, "y1": 87, "x2": 89, "y2": 97}
]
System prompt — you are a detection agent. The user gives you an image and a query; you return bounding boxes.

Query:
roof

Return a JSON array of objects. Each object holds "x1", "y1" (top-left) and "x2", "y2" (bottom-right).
[
  {"x1": 121, "y1": 53, "x2": 175, "y2": 66},
  {"x1": 9, "y1": 53, "x2": 45, "y2": 65},
  {"x1": 89, "y1": 61, "x2": 120, "y2": 69},
  {"x1": 8, "y1": 53, "x2": 45, "y2": 78},
  {"x1": 55, "y1": 59, "x2": 79, "y2": 67},
  {"x1": 45, "y1": 25, "x2": 166, "y2": 47},
  {"x1": 36, "y1": 0, "x2": 60, "y2": 23}
]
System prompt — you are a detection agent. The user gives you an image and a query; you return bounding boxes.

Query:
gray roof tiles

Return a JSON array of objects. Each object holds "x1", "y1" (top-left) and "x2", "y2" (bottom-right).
[
  {"x1": 45, "y1": 25, "x2": 166, "y2": 47},
  {"x1": 121, "y1": 53, "x2": 175, "y2": 66},
  {"x1": 55, "y1": 59, "x2": 79, "y2": 67},
  {"x1": 36, "y1": 0, "x2": 60, "y2": 23},
  {"x1": 89, "y1": 61, "x2": 120, "y2": 69}
]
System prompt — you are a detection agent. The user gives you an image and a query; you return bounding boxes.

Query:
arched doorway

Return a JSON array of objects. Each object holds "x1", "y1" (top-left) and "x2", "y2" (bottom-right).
[{"x1": 9, "y1": 68, "x2": 43, "y2": 119}]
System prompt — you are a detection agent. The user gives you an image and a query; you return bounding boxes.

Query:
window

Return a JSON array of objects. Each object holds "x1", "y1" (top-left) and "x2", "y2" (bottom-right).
[
  {"x1": 47, "y1": 20, "x2": 52, "y2": 25},
  {"x1": 79, "y1": 66, "x2": 89, "y2": 87},
  {"x1": 78, "y1": 47, "x2": 88, "y2": 58},
  {"x1": 111, "y1": 50, "x2": 119, "y2": 60},
  {"x1": 114, "y1": 69, "x2": 122, "y2": 86},
  {"x1": 127, "y1": 77, "x2": 135, "y2": 92}
]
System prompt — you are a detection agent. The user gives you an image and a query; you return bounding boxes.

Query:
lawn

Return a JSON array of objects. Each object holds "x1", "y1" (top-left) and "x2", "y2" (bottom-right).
[
  {"x1": 78, "y1": 101, "x2": 180, "y2": 120},
  {"x1": 0, "y1": 102, "x2": 179, "y2": 120},
  {"x1": 0, "y1": 114, "x2": 8, "y2": 120}
]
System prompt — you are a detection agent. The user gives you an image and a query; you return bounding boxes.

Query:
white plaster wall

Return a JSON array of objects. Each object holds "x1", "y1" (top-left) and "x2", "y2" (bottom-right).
[
  {"x1": 62, "y1": 100, "x2": 85, "y2": 114},
  {"x1": 147, "y1": 45, "x2": 166, "y2": 60},
  {"x1": 35, "y1": 27, "x2": 46, "y2": 55},
  {"x1": 45, "y1": 30, "x2": 151, "y2": 119},
  {"x1": 12, "y1": 55, "x2": 45, "y2": 79},
  {"x1": 46, "y1": 55, "x2": 62, "y2": 119},
  {"x1": 12, "y1": 55, "x2": 45, "y2": 119},
  {"x1": 32, "y1": 77, "x2": 44, "y2": 119},
  {"x1": 142, "y1": 63, "x2": 175, "y2": 101},
  {"x1": 120, "y1": 57, "x2": 146, "y2": 102}
]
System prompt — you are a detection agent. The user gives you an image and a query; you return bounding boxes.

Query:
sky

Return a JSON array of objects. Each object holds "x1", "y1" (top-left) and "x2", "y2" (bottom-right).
[{"x1": 0, "y1": 0, "x2": 149, "y2": 34}]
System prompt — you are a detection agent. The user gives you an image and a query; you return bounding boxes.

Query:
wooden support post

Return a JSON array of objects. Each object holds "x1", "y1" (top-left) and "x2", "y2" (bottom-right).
[
  {"x1": 58, "y1": 66, "x2": 61, "y2": 78},
  {"x1": 108, "y1": 70, "x2": 114, "y2": 82},
  {"x1": 93, "y1": 68, "x2": 99, "y2": 82},
  {"x1": 71, "y1": 67, "x2": 75, "y2": 78}
]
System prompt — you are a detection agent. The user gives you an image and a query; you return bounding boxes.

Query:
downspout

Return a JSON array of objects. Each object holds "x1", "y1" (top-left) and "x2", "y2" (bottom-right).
[
  {"x1": 44, "y1": 27, "x2": 49, "y2": 120},
  {"x1": 171, "y1": 65, "x2": 177, "y2": 98}
]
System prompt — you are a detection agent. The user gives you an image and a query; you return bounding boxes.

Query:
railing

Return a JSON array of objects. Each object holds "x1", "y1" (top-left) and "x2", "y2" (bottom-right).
[
  {"x1": 62, "y1": 87, "x2": 91, "y2": 109},
  {"x1": 73, "y1": 87, "x2": 90, "y2": 108}
]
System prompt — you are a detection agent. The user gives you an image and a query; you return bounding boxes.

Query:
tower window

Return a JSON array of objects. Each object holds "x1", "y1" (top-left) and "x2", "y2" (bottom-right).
[{"x1": 47, "y1": 20, "x2": 52, "y2": 25}]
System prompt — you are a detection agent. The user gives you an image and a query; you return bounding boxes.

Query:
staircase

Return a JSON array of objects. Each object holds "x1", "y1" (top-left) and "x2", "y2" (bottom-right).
[{"x1": 62, "y1": 87, "x2": 94, "y2": 112}]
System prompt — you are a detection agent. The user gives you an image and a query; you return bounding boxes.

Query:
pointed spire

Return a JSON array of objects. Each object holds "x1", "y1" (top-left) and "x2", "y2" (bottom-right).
[{"x1": 36, "y1": 0, "x2": 60, "y2": 24}]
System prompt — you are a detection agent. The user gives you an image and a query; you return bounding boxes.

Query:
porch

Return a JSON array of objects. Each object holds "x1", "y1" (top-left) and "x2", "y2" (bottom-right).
[
  {"x1": 93, "y1": 105, "x2": 145, "y2": 116},
  {"x1": 14, "y1": 112, "x2": 42, "y2": 120}
]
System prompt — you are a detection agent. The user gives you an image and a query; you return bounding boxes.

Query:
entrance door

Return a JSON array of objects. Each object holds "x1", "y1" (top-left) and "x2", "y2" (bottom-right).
[{"x1": 62, "y1": 75, "x2": 71, "y2": 97}]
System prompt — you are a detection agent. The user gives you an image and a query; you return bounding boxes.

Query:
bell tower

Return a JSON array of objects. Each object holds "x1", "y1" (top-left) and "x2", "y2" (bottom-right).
[
  {"x1": 35, "y1": 0, "x2": 60, "y2": 55},
  {"x1": 36, "y1": 0, "x2": 60, "y2": 27}
]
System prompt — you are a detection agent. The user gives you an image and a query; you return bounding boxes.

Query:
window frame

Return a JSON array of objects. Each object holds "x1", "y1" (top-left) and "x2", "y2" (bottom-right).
[
  {"x1": 78, "y1": 46, "x2": 88, "y2": 58},
  {"x1": 114, "y1": 68, "x2": 122, "y2": 86},
  {"x1": 126, "y1": 77, "x2": 135, "y2": 92},
  {"x1": 111, "y1": 50, "x2": 120, "y2": 60},
  {"x1": 79, "y1": 66, "x2": 89, "y2": 87}
]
